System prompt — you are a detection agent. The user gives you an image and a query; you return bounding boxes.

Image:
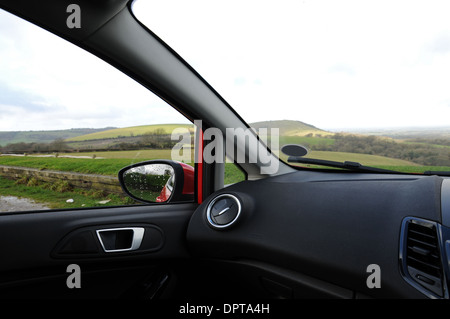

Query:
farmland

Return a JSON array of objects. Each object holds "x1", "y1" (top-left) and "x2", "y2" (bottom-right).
[
  {"x1": 2, "y1": 120, "x2": 450, "y2": 172},
  {"x1": 0, "y1": 153, "x2": 245, "y2": 184},
  {"x1": 65, "y1": 124, "x2": 194, "y2": 141},
  {"x1": 0, "y1": 176, "x2": 131, "y2": 210},
  {"x1": 2, "y1": 120, "x2": 450, "y2": 211},
  {"x1": 0, "y1": 127, "x2": 114, "y2": 146}
]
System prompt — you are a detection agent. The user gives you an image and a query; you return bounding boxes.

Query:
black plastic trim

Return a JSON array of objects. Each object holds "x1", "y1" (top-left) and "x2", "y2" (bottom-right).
[{"x1": 399, "y1": 217, "x2": 447, "y2": 299}]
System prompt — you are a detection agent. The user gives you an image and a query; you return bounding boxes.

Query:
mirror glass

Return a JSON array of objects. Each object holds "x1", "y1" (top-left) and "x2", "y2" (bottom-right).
[
  {"x1": 121, "y1": 163, "x2": 174, "y2": 203},
  {"x1": 281, "y1": 144, "x2": 309, "y2": 157}
]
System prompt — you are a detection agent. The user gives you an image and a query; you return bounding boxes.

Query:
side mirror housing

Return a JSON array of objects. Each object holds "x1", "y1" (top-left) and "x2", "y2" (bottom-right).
[{"x1": 118, "y1": 160, "x2": 194, "y2": 204}]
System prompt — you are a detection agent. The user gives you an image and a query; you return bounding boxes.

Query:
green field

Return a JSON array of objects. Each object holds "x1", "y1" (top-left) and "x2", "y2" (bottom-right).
[
  {"x1": 251, "y1": 120, "x2": 332, "y2": 136},
  {"x1": 3, "y1": 119, "x2": 450, "y2": 211},
  {"x1": 1, "y1": 148, "x2": 443, "y2": 177},
  {"x1": 69, "y1": 149, "x2": 176, "y2": 160},
  {"x1": 66, "y1": 124, "x2": 194, "y2": 142},
  {"x1": 0, "y1": 128, "x2": 113, "y2": 146},
  {"x1": 2, "y1": 147, "x2": 450, "y2": 210},
  {"x1": 0, "y1": 149, "x2": 192, "y2": 175},
  {"x1": 0, "y1": 152, "x2": 246, "y2": 209},
  {"x1": 0, "y1": 156, "x2": 136, "y2": 176},
  {"x1": 0, "y1": 176, "x2": 132, "y2": 209},
  {"x1": 281, "y1": 151, "x2": 450, "y2": 174},
  {"x1": 0, "y1": 152, "x2": 246, "y2": 184},
  {"x1": 278, "y1": 136, "x2": 335, "y2": 147},
  {"x1": 304, "y1": 151, "x2": 418, "y2": 166}
]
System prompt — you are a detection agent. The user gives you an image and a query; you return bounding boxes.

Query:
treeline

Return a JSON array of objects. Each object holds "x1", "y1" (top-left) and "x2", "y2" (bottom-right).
[
  {"x1": 107, "y1": 133, "x2": 181, "y2": 151},
  {"x1": 305, "y1": 133, "x2": 450, "y2": 166},
  {"x1": 0, "y1": 127, "x2": 115, "y2": 146},
  {"x1": 0, "y1": 139, "x2": 71, "y2": 154},
  {"x1": 0, "y1": 132, "x2": 194, "y2": 154},
  {"x1": 4, "y1": 130, "x2": 449, "y2": 167},
  {"x1": 408, "y1": 138, "x2": 450, "y2": 147},
  {"x1": 91, "y1": 131, "x2": 194, "y2": 151}
]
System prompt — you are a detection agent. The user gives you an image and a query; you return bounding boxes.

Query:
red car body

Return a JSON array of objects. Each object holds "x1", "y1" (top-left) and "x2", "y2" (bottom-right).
[{"x1": 156, "y1": 162, "x2": 195, "y2": 202}]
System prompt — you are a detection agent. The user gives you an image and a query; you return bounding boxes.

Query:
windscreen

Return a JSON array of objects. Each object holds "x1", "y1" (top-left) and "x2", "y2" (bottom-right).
[{"x1": 132, "y1": 0, "x2": 450, "y2": 174}]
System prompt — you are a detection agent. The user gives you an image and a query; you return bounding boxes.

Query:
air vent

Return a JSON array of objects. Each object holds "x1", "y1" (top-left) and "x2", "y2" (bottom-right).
[
  {"x1": 401, "y1": 218, "x2": 444, "y2": 298},
  {"x1": 206, "y1": 194, "x2": 241, "y2": 229}
]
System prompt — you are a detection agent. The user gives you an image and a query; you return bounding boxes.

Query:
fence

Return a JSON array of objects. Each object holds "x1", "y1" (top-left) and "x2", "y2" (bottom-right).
[{"x1": 0, "y1": 165, "x2": 123, "y2": 195}]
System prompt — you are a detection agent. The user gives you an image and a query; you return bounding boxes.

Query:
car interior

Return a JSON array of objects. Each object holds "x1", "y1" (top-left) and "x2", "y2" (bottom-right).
[{"x1": 0, "y1": 0, "x2": 449, "y2": 301}]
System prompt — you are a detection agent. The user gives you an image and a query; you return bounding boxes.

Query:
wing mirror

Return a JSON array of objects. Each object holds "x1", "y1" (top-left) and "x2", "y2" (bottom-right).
[
  {"x1": 118, "y1": 160, "x2": 194, "y2": 203},
  {"x1": 280, "y1": 144, "x2": 309, "y2": 157}
]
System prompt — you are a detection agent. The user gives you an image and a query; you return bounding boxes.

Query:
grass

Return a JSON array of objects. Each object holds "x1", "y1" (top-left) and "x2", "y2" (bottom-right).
[
  {"x1": 0, "y1": 147, "x2": 445, "y2": 212},
  {"x1": 66, "y1": 124, "x2": 194, "y2": 142},
  {"x1": 402, "y1": 141, "x2": 450, "y2": 149},
  {"x1": 250, "y1": 120, "x2": 332, "y2": 136},
  {"x1": 225, "y1": 163, "x2": 246, "y2": 185},
  {"x1": 0, "y1": 153, "x2": 246, "y2": 210},
  {"x1": 277, "y1": 150, "x2": 420, "y2": 168},
  {"x1": 0, "y1": 156, "x2": 136, "y2": 176},
  {"x1": 0, "y1": 176, "x2": 132, "y2": 209},
  {"x1": 0, "y1": 148, "x2": 438, "y2": 179},
  {"x1": 304, "y1": 151, "x2": 418, "y2": 166},
  {"x1": 0, "y1": 152, "x2": 246, "y2": 183},
  {"x1": 278, "y1": 136, "x2": 335, "y2": 147},
  {"x1": 275, "y1": 149, "x2": 450, "y2": 174},
  {"x1": 0, "y1": 150, "x2": 186, "y2": 176},
  {"x1": 67, "y1": 149, "x2": 177, "y2": 160},
  {"x1": 0, "y1": 157, "x2": 245, "y2": 210},
  {"x1": 279, "y1": 151, "x2": 450, "y2": 173},
  {"x1": 1, "y1": 149, "x2": 448, "y2": 211}
]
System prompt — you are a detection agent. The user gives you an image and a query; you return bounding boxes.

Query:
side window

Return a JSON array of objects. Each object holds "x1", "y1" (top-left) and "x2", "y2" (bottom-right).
[
  {"x1": 225, "y1": 161, "x2": 246, "y2": 186},
  {"x1": 0, "y1": 9, "x2": 194, "y2": 212}
]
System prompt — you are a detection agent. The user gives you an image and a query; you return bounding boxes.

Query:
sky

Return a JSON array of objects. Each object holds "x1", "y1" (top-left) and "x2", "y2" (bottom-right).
[
  {"x1": 0, "y1": 7, "x2": 189, "y2": 131},
  {"x1": 1, "y1": 0, "x2": 450, "y2": 132}
]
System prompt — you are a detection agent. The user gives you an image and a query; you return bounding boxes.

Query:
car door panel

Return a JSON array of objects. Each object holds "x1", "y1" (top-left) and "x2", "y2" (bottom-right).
[{"x1": 0, "y1": 203, "x2": 196, "y2": 298}]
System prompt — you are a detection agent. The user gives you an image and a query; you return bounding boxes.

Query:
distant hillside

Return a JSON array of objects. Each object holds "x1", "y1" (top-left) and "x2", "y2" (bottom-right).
[
  {"x1": 348, "y1": 126, "x2": 450, "y2": 140},
  {"x1": 0, "y1": 128, "x2": 115, "y2": 146},
  {"x1": 0, "y1": 120, "x2": 327, "y2": 147},
  {"x1": 66, "y1": 121, "x2": 328, "y2": 143},
  {"x1": 66, "y1": 124, "x2": 195, "y2": 142},
  {"x1": 250, "y1": 120, "x2": 330, "y2": 136}
]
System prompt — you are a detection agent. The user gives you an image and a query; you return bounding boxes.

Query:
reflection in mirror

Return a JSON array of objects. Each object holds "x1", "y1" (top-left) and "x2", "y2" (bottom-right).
[{"x1": 121, "y1": 164, "x2": 174, "y2": 203}]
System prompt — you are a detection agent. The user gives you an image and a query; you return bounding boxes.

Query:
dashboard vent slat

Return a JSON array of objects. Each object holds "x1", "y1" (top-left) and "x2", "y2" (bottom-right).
[{"x1": 402, "y1": 219, "x2": 444, "y2": 298}]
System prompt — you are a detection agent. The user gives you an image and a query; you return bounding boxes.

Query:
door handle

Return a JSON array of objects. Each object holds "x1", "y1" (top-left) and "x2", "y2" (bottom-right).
[{"x1": 96, "y1": 227, "x2": 145, "y2": 253}]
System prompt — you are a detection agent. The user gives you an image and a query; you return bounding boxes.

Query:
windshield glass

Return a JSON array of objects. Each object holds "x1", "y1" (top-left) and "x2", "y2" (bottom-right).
[{"x1": 133, "y1": 0, "x2": 450, "y2": 174}]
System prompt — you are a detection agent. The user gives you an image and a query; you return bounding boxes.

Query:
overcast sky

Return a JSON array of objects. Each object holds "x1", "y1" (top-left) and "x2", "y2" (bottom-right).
[
  {"x1": 0, "y1": 7, "x2": 189, "y2": 132},
  {"x1": 1, "y1": 0, "x2": 450, "y2": 132},
  {"x1": 133, "y1": 0, "x2": 450, "y2": 130}
]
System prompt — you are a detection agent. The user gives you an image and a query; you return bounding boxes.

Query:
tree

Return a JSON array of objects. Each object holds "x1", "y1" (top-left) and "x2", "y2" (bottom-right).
[{"x1": 50, "y1": 139, "x2": 70, "y2": 152}]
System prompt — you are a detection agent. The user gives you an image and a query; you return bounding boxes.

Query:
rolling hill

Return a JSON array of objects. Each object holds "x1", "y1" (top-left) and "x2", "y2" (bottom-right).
[
  {"x1": 0, "y1": 127, "x2": 115, "y2": 146},
  {"x1": 65, "y1": 124, "x2": 195, "y2": 142},
  {"x1": 2, "y1": 120, "x2": 444, "y2": 168},
  {"x1": 63, "y1": 120, "x2": 326, "y2": 143},
  {"x1": 250, "y1": 120, "x2": 331, "y2": 136},
  {"x1": 0, "y1": 120, "x2": 326, "y2": 146}
]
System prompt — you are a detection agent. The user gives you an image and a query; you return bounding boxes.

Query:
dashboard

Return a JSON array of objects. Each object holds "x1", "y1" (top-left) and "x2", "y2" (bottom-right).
[{"x1": 187, "y1": 170, "x2": 450, "y2": 299}]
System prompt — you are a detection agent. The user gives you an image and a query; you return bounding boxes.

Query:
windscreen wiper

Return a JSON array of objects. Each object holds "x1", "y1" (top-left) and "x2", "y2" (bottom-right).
[
  {"x1": 281, "y1": 144, "x2": 400, "y2": 173},
  {"x1": 287, "y1": 156, "x2": 400, "y2": 173}
]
